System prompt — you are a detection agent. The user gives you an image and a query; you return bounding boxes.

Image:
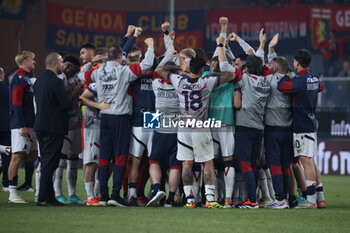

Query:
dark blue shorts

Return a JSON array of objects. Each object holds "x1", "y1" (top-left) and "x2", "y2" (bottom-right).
[{"x1": 149, "y1": 131, "x2": 180, "y2": 169}]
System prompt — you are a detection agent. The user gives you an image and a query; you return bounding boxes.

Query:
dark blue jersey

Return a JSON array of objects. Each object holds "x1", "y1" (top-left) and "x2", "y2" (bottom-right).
[
  {"x1": 278, "y1": 69, "x2": 324, "y2": 133},
  {"x1": 129, "y1": 72, "x2": 155, "y2": 127},
  {"x1": 9, "y1": 68, "x2": 35, "y2": 129},
  {"x1": 0, "y1": 80, "x2": 10, "y2": 132}
]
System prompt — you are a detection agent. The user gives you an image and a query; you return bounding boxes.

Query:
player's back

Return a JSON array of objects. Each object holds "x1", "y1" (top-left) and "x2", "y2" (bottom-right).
[
  {"x1": 94, "y1": 61, "x2": 137, "y2": 116},
  {"x1": 236, "y1": 73, "x2": 270, "y2": 130},
  {"x1": 265, "y1": 73, "x2": 292, "y2": 127},
  {"x1": 169, "y1": 74, "x2": 218, "y2": 121}
]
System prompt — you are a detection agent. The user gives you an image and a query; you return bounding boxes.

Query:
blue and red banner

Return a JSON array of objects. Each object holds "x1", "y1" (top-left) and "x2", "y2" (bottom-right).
[
  {"x1": 206, "y1": 7, "x2": 308, "y2": 54},
  {"x1": 46, "y1": 1, "x2": 126, "y2": 52},
  {"x1": 309, "y1": 6, "x2": 350, "y2": 58},
  {"x1": 46, "y1": 1, "x2": 204, "y2": 55}
]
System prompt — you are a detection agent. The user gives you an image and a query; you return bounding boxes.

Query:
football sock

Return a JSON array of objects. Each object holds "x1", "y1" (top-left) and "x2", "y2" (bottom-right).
[
  {"x1": 316, "y1": 183, "x2": 325, "y2": 202},
  {"x1": 224, "y1": 160, "x2": 235, "y2": 202},
  {"x1": 35, "y1": 163, "x2": 41, "y2": 197},
  {"x1": 85, "y1": 181, "x2": 94, "y2": 200},
  {"x1": 94, "y1": 170, "x2": 100, "y2": 198},
  {"x1": 264, "y1": 167, "x2": 275, "y2": 199},
  {"x1": 192, "y1": 164, "x2": 201, "y2": 202},
  {"x1": 258, "y1": 168, "x2": 270, "y2": 199},
  {"x1": 305, "y1": 180, "x2": 316, "y2": 204},
  {"x1": 67, "y1": 158, "x2": 78, "y2": 196},
  {"x1": 167, "y1": 191, "x2": 175, "y2": 203},
  {"x1": 128, "y1": 182, "x2": 137, "y2": 198},
  {"x1": 183, "y1": 185, "x2": 194, "y2": 203},
  {"x1": 54, "y1": 159, "x2": 66, "y2": 196},
  {"x1": 9, "y1": 176, "x2": 18, "y2": 198},
  {"x1": 205, "y1": 185, "x2": 216, "y2": 202}
]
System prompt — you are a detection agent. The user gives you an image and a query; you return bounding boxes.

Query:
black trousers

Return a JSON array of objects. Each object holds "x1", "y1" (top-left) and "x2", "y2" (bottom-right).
[
  {"x1": 0, "y1": 131, "x2": 11, "y2": 187},
  {"x1": 36, "y1": 131, "x2": 64, "y2": 202}
]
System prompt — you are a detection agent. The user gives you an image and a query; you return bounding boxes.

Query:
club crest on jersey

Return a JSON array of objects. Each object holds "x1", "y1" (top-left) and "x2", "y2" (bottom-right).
[{"x1": 143, "y1": 110, "x2": 161, "y2": 129}]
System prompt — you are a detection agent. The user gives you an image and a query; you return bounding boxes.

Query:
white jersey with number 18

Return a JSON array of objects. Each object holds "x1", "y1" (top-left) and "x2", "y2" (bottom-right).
[{"x1": 168, "y1": 73, "x2": 219, "y2": 121}]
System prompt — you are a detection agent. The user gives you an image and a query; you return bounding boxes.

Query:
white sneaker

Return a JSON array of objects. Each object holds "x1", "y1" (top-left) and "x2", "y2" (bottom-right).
[
  {"x1": 295, "y1": 200, "x2": 317, "y2": 209},
  {"x1": 266, "y1": 199, "x2": 289, "y2": 209},
  {"x1": 98, "y1": 201, "x2": 107, "y2": 207},
  {"x1": 1, "y1": 187, "x2": 9, "y2": 192},
  {"x1": 146, "y1": 191, "x2": 166, "y2": 207},
  {"x1": 107, "y1": 199, "x2": 126, "y2": 207},
  {"x1": 8, "y1": 195, "x2": 27, "y2": 204},
  {"x1": 259, "y1": 197, "x2": 273, "y2": 208}
]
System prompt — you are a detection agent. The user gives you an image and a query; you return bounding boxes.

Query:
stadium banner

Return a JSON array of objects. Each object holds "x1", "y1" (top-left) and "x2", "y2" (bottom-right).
[
  {"x1": 206, "y1": 7, "x2": 308, "y2": 54},
  {"x1": 309, "y1": 6, "x2": 350, "y2": 57},
  {"x1": 316, "y1": 141, "x2": 350, "y2": 176},
  {"x1": 316, "y1": 111, "x2": 350, "y2": 140},
  {"x1": 46, "y1": 1, "x2": 204, "y2": 55},
  {"x1": 126, "y1": 10, "x2": 204, "y2": 55},
  {"x1": 46, "y1": 1, "x2": 126, "y2": 52},
  {"x1": 0, "y1": 0, "x2": 26, "y2": 19}
]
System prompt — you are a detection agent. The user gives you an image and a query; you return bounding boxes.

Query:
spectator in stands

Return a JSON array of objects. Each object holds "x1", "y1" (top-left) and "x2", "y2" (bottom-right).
[{"x1": 338, "y1": 60, "x2": 350, "y2": 77}]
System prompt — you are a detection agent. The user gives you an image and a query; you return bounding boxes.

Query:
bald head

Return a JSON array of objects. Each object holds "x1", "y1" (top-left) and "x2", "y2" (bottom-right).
[{"x1": 45, "y1": 52, "x2": 63, "y2": 75}]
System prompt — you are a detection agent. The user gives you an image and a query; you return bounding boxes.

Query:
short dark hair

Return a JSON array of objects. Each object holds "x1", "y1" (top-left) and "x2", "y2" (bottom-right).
[
  {"x1": 63, "y1": 55, "x2": 80, "y2": 67},
  {"x1": 236, "y1": 53, "x2": 248, "y2": 62},
  {"x1": 190, "y1": 57, "x2": 206, "y2": 74},
  {"x1": 108, "y1": 45, "x2": 123, "y2": 61},
  {"x1": 245, "y1": 55, "x2": 262, "y2": 76},
  {"x1": 272, "y1": 56, "x2": 289, "y2": 74},
  {"x1": 81, "y1": 43, "x2": 96, "y2": 51},
  {"x1": 194, "y1": 48, "x2": 207, "y2": 61},
  {"x1": 294, "y1": 49, "x2": 311, "y2": 68}
]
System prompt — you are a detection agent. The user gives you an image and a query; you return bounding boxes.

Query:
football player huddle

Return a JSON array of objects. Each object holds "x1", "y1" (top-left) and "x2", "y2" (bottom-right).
[{"x1": 1, "y1": 17, "x2": 326, "y2": 210}]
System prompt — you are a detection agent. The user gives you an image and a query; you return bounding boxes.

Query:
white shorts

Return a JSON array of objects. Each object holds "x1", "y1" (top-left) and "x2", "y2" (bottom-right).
[
  {"x1": 129, "y1": 127, "x2": 154, "y2": 158},
  {"x1": 212, "y1": 125, "x2": 235, "y2": 157},
  {"x1": 177, "y1": 129, "x2": 214, "y2": 163},
  {"x1": 11, "y1": 128, "x2": 37, "y2": 154},
  {"x1": 83, "y1": 127, "x2": 100, "y2": 165},
  {"x1": 61, "y1": 129, "x2": 82, "y2": 155},
  {"x1": 293, "y1": 132, "x2": 317, "y2": 158}
]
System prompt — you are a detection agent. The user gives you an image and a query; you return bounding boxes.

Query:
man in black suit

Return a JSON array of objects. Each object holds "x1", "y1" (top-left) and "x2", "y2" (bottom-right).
[{"x1": 34, "y1": 52, "x2": 82, "y2": 206}]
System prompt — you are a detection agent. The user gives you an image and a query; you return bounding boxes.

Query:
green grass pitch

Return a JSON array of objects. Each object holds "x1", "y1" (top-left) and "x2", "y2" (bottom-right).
[{"x1": 0, "y1": 169, "x2": 349, "y2": 233}]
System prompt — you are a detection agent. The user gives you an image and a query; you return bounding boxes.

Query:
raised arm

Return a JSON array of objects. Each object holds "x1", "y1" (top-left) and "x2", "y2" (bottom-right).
[
  {"x1": 162, "y1": 22, "x2": 175, "y2": 52},
  {"x1": 256, "y1": 28, "x2": 266, "y2": 63},
  {"x1": 217, "y1": 36, "x2": 235, "y2": 72},
  {"x1": 117, "y1": 25, "x2": 135, "y2": 48},
  {"x1": 139, "y1": 38, "x2": 155, "y2": 74},
  {"x1": 122, "y1": 27, "x2": 142, "y2": 54},
  {"x1": 268, "y1": 33, "x2": 279, "y2": 64},
  {"x1": 213, "y1": 17, "x2": 235, "y2": 59},
  {"x1": 229, "y1": 32, "x2": 255, "y2": 55}
]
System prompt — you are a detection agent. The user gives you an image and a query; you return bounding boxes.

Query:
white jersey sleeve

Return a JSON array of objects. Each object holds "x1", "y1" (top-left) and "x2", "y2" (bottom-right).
[
  {"x1": 168, "y1": 73, "x2": 182, "y2": 88},
  {"x1": 220, "y1": 61, "x2": 235, "y2": 73},
  {"x1": 203, "y1": 76, "x2": 219, "y2": 91}
]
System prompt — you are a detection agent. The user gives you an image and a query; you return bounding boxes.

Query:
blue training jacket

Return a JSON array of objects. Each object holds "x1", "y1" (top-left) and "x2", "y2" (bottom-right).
[
  {"x1": 9, "y1": 68, "x2": 35, "y2": 129},
  {"x1": 278, "y1": 69, "x2": 324, "y2": 133}
]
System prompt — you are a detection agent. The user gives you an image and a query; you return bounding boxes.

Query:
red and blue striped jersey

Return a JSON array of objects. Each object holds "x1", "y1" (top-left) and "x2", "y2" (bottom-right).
[{"x1": 9, "y1": 68, "x2": 35, "y2": 129}]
